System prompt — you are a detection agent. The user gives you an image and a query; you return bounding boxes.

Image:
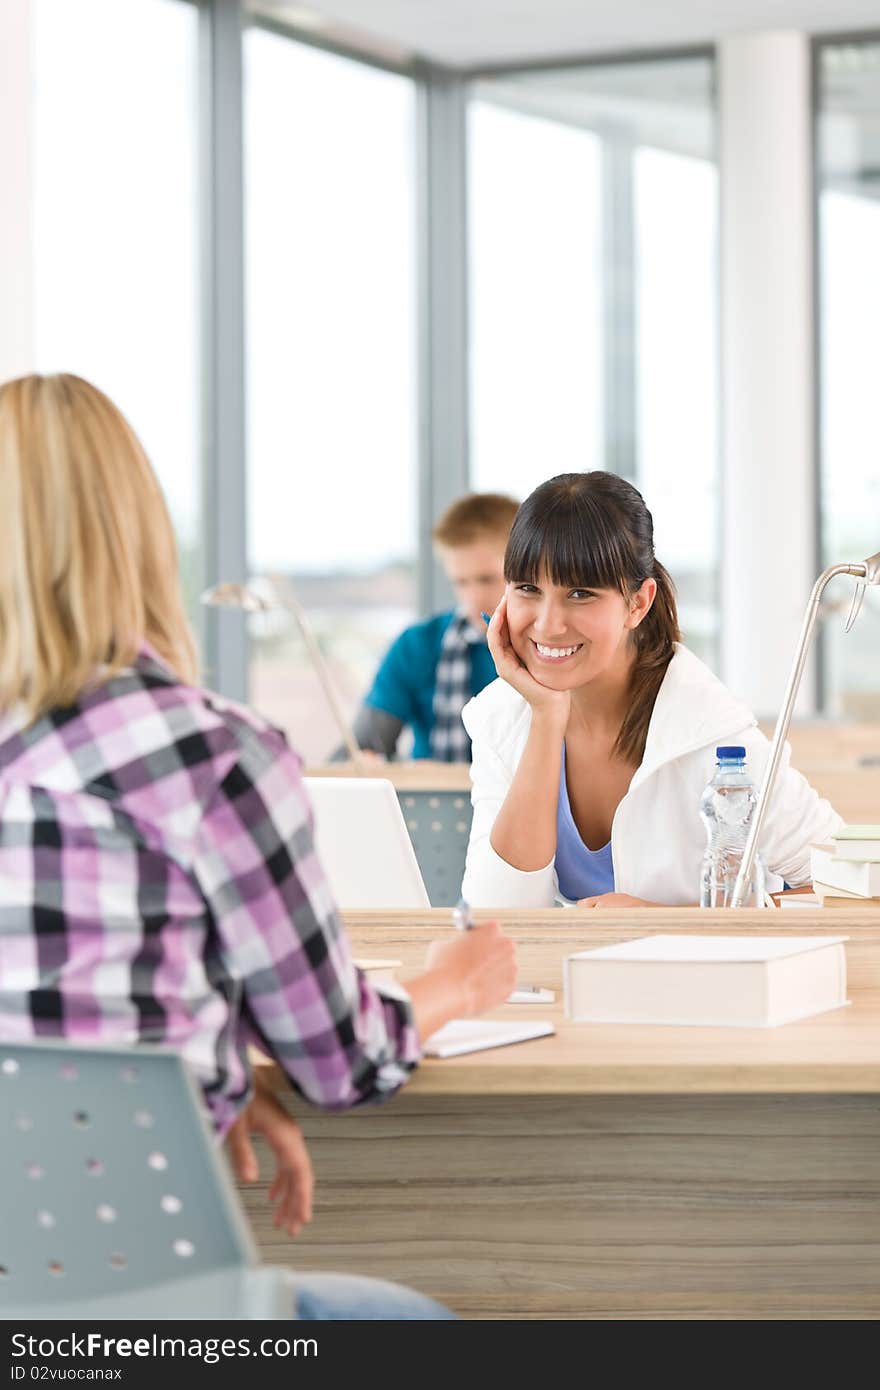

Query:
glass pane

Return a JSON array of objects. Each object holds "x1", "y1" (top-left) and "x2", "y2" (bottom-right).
[
  {"x1": 245, "y1": 28, "x2": 417, "y2": 761},
  {"x1": 32, "y1": 0, "x2": 201, "y2": 622},
  {"x1": 468, "y1": 98, "x2": 603, "y2": 495},
  {"x1": 817, "y1": 41, "x2": 880, "y2": 718},
  {"x1": 468, "y1": 58, "x2": 718, "y2": 667},
  {"x1": 635, "y1": 144, "x2": 718, "y2": 666}
]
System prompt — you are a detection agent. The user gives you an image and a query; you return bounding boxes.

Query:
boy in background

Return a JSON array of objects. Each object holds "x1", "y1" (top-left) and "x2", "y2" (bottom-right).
[{"x1": 343, "y1": 493, "x2": 519, "y2": 762}]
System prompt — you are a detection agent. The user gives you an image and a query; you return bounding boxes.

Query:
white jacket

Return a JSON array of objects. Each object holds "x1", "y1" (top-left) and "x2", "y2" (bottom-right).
[{"x1": 461, "y1": 644, "x2": 844, "y2": 908}]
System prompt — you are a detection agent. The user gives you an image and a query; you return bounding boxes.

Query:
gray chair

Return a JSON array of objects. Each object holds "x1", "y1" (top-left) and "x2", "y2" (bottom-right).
[
  {"x1": 397, "y1": 790, "x2": 473, "y2": 907},
  {"x1": 0, "y1": 1040, "x2": 297, "y2": 1320}
]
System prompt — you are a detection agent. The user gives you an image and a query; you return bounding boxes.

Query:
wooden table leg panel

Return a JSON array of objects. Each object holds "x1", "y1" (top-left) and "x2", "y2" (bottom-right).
[{"x1": 239, "y1": 1093, "x2": 880, "y2": 1318}]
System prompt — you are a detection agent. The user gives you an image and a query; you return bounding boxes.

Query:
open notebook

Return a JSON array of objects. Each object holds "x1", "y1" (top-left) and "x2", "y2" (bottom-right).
[{"x1": 424, "y1": 1019, "x2": 555, "y2": 1058}]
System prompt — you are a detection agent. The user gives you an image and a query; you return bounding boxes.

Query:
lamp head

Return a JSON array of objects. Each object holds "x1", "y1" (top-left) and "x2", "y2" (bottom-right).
[
  {"x1": 844, "y1": 551, "x2": 880, "y2": 633},
  {"x1": 200, "y1": 582, "x2": 273, "y2": 613}
]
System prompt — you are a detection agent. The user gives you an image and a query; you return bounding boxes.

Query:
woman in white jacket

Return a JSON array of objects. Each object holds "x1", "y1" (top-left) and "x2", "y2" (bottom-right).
[{"x1": 461, "y1": 471, "x2": 842, "y2": 909}]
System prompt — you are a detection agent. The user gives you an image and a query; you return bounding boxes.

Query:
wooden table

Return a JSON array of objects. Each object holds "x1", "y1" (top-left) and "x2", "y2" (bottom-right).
[
  {"x1": 305, "y1": 752, "x2": 880, "y2": 816},
  {"x1": 761, "y1": 721, "x2": 880, "y2": 771},
  {"x1": 244, "y1": 908, "x2": 880, "y2": 1320},
  {"x1": 805, "y1": 768, "x2": 880, "y2": 823},
  {"x1": 305, "y1": 760, "x2": 471, "y2": 790},
  {"x1": 311, "y1": 726, "x2": 880, "y2": 784}
]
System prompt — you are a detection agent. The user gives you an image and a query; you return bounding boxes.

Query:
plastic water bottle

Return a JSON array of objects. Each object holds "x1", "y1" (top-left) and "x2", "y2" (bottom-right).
[{"x1": 699, "y1": 746, "x2": 766, "y2": 909}]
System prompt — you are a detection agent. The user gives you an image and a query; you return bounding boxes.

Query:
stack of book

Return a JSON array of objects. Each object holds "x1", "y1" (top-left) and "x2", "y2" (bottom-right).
[{"x1": 810, "y1": 826, "x2": 880, "y2": 908}]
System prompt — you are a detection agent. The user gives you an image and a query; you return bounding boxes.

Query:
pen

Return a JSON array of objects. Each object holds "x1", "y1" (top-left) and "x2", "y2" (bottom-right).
[{"x1": 452, "y1": 896, "x2": 473, "y2": 932}]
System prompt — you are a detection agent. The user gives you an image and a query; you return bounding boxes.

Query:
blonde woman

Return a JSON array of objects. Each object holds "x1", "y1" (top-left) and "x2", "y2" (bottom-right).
[{"x1": 0, "y1": 373, "x2": 516, "y2": 1320}]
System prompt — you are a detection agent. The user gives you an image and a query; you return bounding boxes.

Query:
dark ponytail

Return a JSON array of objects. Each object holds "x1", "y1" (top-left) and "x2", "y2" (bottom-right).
[{"x1": 504, "y1": 471, "x2": 681, "y2": 766}]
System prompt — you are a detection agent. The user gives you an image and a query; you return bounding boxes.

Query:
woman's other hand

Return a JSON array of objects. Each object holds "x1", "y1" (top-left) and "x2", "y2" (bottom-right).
[{"x1": 225, "y1": 1072, "x2": 315, "y2": 1237}]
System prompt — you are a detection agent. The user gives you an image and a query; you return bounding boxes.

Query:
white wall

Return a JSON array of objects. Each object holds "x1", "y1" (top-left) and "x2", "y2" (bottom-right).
[{"x1": 0, "y1": 0, "x2": 34, "y2": 381}]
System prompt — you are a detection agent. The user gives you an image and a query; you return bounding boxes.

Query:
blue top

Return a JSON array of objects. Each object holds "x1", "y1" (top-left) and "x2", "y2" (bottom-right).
[
  {"x1": 555, "y1": 745, "x2": 615, "y2": 901},
  {"x1": 365, "y1": 610, "x2": 498, "y2": 759}
]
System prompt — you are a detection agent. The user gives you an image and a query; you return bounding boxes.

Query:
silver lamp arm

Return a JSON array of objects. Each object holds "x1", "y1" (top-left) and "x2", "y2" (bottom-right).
[
  {"x1": 268, "y1": 574, "x2": 367, "y2": 773},
  {"x1": 201, "y1": 578, "x2": 367, "y2": 775},
  {"x1": 730, "y1": 553, "x2": 880, "y2": 908}
]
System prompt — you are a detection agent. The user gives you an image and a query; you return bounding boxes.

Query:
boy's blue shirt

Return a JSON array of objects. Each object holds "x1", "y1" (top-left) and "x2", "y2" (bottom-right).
[{"x1": 365, "y1": 610, "x2": 497, "y2": 759}]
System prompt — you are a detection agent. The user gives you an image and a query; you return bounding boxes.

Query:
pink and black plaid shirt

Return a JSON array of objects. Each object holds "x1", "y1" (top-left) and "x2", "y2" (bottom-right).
[{"x1": 0, "y1": 648, "x2": 420, "y2": 1133}]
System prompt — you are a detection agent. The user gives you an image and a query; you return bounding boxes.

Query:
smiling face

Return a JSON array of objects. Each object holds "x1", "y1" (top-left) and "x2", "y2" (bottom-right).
[{"x1": 505, "y1": 571, "x2": 656, "y2": 691}]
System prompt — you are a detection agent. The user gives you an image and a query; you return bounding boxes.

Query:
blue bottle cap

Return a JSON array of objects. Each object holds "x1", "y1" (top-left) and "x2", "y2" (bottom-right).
[{"x1": 716, "y1": 745, "x2": 746, "y2": 760}]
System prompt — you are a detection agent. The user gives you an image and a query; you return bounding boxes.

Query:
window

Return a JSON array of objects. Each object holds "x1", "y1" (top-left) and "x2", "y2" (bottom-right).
[
  {"x1": 245, "y1": 27, "x2": 417, "y2": 760},
  {"x1": 468, "y1": 56, "x2": 718, "y2": 666},
  {"x1": 817, "y1": 40, "x2": 880, "y2": 718},
  {"x1": 634, "y1": 141, "x2": 718, "y2": 665},
  {"x1": 468, "y1": 98, "x2": 603, "y2": 495},
  {"x1": 32, "y1": 0, "x2": 201, "y2": 619}
]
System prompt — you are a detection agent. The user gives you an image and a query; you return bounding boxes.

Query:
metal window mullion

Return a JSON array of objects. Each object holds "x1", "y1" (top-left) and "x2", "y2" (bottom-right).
[
  {"x1": 199, "y1": 0, "x2": 248, "y2": 700},
  {"x1": 600, "y1": 133, "x2": 637, "y2": 481},
  {"x1": 416, "y1": 67, "x2": 470, "y2": 618}
]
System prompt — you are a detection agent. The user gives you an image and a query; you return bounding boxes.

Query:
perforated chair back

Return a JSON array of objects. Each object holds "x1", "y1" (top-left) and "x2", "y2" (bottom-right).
[
  {"x1": 0, "y1": 1041, "x2": 297, "y2": 1320},
  {"x1": 397, "y1": 790, "x2": 473, "y2": 907}
]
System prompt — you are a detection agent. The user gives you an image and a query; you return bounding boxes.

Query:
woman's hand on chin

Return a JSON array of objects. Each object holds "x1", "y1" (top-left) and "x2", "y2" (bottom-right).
[
  {"x1": 487, "y1": 590, "x2": 570, "y2": 725},
  {"x1": 576, "y1": 893, "x2": 658, "y2": 908}
]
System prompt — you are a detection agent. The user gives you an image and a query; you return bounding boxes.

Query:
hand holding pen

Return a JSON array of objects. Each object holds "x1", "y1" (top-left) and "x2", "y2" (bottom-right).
[
  {"x1": 422, "y1": 908, "x2": 516, "y2": 1016},
  {"x1": 450, "y1": 899, "x2": 554, "y2": 1004},
  {"x1": 453, "y1": 896, "x2": 473, "y2": 932}
]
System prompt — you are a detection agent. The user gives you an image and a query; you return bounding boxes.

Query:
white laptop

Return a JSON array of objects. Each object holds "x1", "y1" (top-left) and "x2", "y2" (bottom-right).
[{"x1": 303, "y1": 777, "x2": 431, "y2": 910}]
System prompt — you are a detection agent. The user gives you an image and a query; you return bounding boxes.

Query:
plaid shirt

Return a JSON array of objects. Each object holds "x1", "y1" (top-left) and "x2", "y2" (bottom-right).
[
  {"x1": 430, "y1": 611, "x2": 483, "y2": 762},
  {"x1": 0, "y1": 648, "x2": 420, "y2": 1134}
]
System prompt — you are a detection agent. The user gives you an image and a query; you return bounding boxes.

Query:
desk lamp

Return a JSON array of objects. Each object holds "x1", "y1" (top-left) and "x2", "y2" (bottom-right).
[
  {"x1": 201, "y1": 578, "x2": 366, "y2": 774},
  {"x1": 730, "y1": 551, "x2": 880, "y2": 907}
]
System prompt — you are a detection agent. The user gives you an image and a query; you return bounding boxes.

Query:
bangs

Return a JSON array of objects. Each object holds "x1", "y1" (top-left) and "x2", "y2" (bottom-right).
[{"x1": 504, "y1": 476, "x2": 639, "y2": 594}]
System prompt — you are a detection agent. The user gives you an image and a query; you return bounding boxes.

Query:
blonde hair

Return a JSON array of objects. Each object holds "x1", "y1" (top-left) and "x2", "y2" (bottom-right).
[
  {"x1": 431, "y1": 492, "x2": 519, "y2": 547},
  {"x1": 0, "y1": 373, "x2": 198, "y2": 720}
]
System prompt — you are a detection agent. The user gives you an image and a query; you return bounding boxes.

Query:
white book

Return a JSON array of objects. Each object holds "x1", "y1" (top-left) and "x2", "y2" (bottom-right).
[
  {"x1": 564, "y1": 934, "x2": 848, "y2": 1028},
  {"x1": 423, "y1": 1019, "x2": 555, "y2": 1058},
  {"x1": 811, "y1": 845, "x2": 880, "y2": 898},
  {"x1": 831, "y1": 826, "x2": 880, "y2": 862},
  {"x1": 812, "y1": 879, "x2": 869, "y2": 902}
]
